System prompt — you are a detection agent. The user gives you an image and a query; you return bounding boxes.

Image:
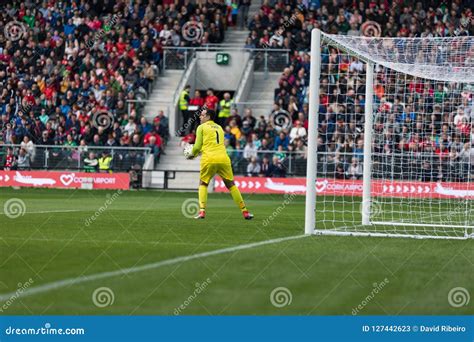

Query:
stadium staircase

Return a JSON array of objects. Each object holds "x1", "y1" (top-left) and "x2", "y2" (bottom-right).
[
  {"x1": 141, "y1": 69, "x2": 203, "y2": 190},
  {"x1": 244, "y1": 71, "x2": 281, "y2": 117},
  {"x1": 142, "y1": 70, "x2": 183, "y2": 122},
  {"x1": 223, "y1": 29, "x2": 249, "y2": 45}
]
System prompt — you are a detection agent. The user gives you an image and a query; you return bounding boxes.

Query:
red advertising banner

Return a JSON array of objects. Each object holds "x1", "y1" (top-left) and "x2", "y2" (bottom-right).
[
  {"x1": 0, "y1": 170, "x2": 130, "y2": 190},
  {"x1": 214, "y1": 176, "x2": 474, "y2": 199}
]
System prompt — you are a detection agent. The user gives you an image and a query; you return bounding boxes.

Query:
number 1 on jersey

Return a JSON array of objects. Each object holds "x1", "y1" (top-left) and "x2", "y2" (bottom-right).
[{"x1": 215, "y1": 130, "x2": 219, "y2": 144}]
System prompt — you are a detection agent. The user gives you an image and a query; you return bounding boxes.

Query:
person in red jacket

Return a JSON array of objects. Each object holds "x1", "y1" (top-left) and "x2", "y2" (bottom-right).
[
  {"x1": 143, "y1": 130, "x2": 162, "y2": 148},
  {"x1": 190, "y1": 90, "x2": 205, "y2": 108},
  {"x1": 204, "y1": 88, "x2": 218, "y2": 111}
]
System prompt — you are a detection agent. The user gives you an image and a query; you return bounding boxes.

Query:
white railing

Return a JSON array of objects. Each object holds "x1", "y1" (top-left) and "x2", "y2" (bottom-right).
[{"x1": 1, "y1": 144, "x2": 151, "y2": 171}]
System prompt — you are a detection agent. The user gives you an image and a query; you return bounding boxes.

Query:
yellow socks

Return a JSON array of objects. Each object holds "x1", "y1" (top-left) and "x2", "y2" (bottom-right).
[
  {"x1": 198, "y1": 185, "x2": 208, "y2": 211},
  {"x1": 229, "y1": 185, "x2": 247, "y2": 212}
]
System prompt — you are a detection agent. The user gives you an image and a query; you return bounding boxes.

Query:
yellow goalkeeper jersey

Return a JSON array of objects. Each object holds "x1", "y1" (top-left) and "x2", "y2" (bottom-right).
[{"x1": 192, "y1": 120, "x2": 230, "y2": 164}]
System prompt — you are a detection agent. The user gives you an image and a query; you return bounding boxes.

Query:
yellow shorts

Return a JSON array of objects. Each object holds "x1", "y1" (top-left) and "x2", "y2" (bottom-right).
[{"x1": 200, "y1": 162, "x2": 234, "y2": 184}]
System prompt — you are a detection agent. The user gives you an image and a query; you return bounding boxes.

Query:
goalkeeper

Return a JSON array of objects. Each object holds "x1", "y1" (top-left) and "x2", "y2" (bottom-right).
[{"x1": 189, "y1": 109, "x2": 253, "y2": 220}]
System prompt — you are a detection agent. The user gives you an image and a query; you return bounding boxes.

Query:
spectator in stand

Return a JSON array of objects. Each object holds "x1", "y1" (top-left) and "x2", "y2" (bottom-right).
[
  {"x1": 3, "y1": 147, "x2": 16, "y2": 170},
  {"x1": 181, "y1": 129, "x2": 196, "y2": 148},
  {"x1": 179, "y1": 85, "x2": 191, "y2": 136},
  {"x1": 346, "y1": 158, "x2": 362, "y2": 180},
  {"x1": 139, "y1": 117, "x2": 153, "y2": 135},
  {"x1": 270, "y1": 156, "x2": 286, "y2": 177},
  {"x1": 247, "y1": 157, "x2": 261, "y2": 176},
  {"x1": 124, "y1": 118, "x2": 137, "y2": 137},
  {"x1": 335, "y1": 164, "x2": 346, "y2": 179},
  {"x1": 204, "y1": 89, "x2": 219, "y2": 113},
  {"x1": 293, "y1": 138, "x2": 307, "y2": 159},
  {"x1": 217, "y1": 92, "x2": 233, "y2": 127},
  {"x1": 289, "y1": 120, "x2": 307, "y2": 144},
  {"x1": 21, "y1": 136, "x2": 35, "y2": 162},
  {"x1": 225, "y1": 108, "x2": 243, "y2": 128},
  {"x1": 274, "y1": 132, "x2": 289, "y2": 150},
  {"x1": 155, "y1": 111, "x2": 170, "y2": 143},
  {"x1": 98, "y1": 151, "x2": 113, "y2": 173},
  {"x1": 242, "y1": 108, "x2": 256, "y2": 129},
  {"x1": 17, "y1": 148, "x2": 30, "y2": 170},
  {"x1": 243, "y1": 141, "x2": 258, "y2": 161},
  {"x1": 260, "y1": 156, "x2": 271, "y2": 177},
  {"x1": 84, "y1": 152, "x2": 98, "y2": 173},
  {"x1": 238, "y1": 0, "x2": 251, "y2": 29},
  {"x1": 145, "y1": 135, "x2": 161, "y2": 162},
  {"x1": 420, "y1": 160, "x2": 434, "y2": 182},
  {"x1": 189, "y1": 90, "x2": 205, "y2": 130},
  {"x1": 228, "y1": 120, "x2": 242, "y2": 141}
]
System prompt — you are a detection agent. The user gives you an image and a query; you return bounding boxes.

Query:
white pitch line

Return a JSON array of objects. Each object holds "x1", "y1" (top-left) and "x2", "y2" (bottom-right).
[
  {"x1": 0, "y1": 234, "x2": 308, "y2": 302},
  {"x1": 1, "y1": 236, "x2": 235, "y2": 247},
  {"x1": 0, "y1": 209, "x2": 84, "y2": 215}
]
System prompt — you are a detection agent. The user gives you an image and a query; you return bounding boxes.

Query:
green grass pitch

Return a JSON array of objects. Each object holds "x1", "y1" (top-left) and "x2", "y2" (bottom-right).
[{"x1": 0, "y1": 188, "x2": 472, "y2": 315}]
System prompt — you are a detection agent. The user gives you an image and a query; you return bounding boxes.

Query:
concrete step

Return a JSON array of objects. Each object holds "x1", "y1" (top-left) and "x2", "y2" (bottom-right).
[
  {"x1": 223, "y1": 30, "x2": 249, "y2": 45},
  {"x1": 157, "y1": 137, "x2": 202, "y2": 172},
  {"x1": 167, "y1": 175, "x2": 200, "y2": 190},
  {"x1": 142, "y1": 70, "x2": 184, "y2": 123},
  {"x1": 239, "y1": 71, "x2": 281, "y2": 118},
  {"x1": 247, "y1": 90, "x2": 275, "y2": 97}
]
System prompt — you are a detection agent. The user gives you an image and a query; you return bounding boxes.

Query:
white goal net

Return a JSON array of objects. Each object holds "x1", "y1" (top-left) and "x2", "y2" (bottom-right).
[{"x1": 305, "y1": 30, "x2": 474, "y2": 240}]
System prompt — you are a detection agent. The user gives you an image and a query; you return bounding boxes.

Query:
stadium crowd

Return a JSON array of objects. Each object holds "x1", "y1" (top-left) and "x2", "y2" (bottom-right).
[
  {"x1": 0, "y1": 0, "x2": 241, "y2": 171},
  {"x1": 225, "y1": 0, "x2": 474, "y2": 179}
]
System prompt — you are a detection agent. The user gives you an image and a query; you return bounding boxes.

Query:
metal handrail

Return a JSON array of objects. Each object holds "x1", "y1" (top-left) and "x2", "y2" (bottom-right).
[
  {"x1": 172, "y1": 58, "x2": 197, "y2": 106},
  {"x1": 162, "y1": 46, "x2": 290, "y2": 53},
  {"x1": 126, "y1": 99, "x2": 170, "y2": 103},
  {"x1": 226, "y1": 149, "x2": 473, "y2": 158},
  {"x1": 1, "y1": 144, "x2": 151, "y2": 153}
]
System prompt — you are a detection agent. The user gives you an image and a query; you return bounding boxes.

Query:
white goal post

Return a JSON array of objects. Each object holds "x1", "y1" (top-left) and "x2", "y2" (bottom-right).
[{"x1": 305, "y1": 29, "x2": 474, "y2": 240}]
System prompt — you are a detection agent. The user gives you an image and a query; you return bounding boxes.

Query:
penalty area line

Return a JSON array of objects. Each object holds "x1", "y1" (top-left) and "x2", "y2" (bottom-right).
[{"x1": 0, "y1": 234, "x2": 308, "y2": 302}]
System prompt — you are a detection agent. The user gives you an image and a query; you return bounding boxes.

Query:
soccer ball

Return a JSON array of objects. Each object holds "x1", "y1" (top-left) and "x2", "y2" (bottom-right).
[{"x1": 183, "y1": 144, "x2": 194, "y2": 159}]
